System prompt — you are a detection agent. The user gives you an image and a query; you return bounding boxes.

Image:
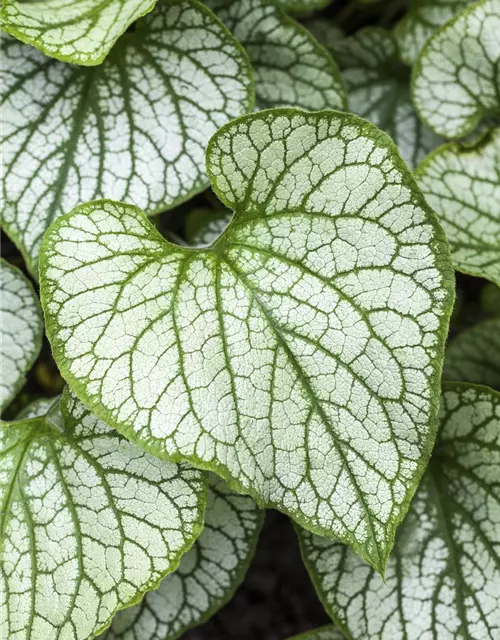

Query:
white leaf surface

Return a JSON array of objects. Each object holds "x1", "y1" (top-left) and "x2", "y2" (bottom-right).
[
  {"x1": 206, "y1": 0, "x2": 346, "y2": 110},
  {"x1": 299, "y1": 382, "x2": 500, "y2": 640},
  {"x1": 412, "y1": 0, "x2": 500, "y2": 138},
  {"x1": 0, "y1": 0, "x2": 157, "y2": 65},
  {"x1": 0, "y1": 389, "x2": 207, "y2": 640},
  {"x1": 0, "y1": 0, "x2": 253, "y2": 275},
  {"x1": 39, "y1": 109, "x2": 454, "y2": 572},
  {"x1": 0, "y1": 259, "x2": 42, "y2": 411},
  {"x1": 101, "y1": 475, "x2": 262, "y2": 640},
  {"x1": 416, "y1": 128, "x2": 500, "y2": 285}
]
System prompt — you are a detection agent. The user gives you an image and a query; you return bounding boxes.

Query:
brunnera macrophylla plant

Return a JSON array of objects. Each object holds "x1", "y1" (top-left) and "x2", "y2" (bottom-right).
[{"x1": 0, "y1": 1, "x2": 499, "y2": 640}]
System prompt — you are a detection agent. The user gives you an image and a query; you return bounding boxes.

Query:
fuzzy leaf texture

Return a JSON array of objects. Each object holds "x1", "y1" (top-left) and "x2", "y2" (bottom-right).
[
  {"x1": 0, "y1": 390, "x2": 207, "y2": 640},
  {"x1": 40, "y1": 110, "x2": 455, "y2": 572},
  {"x1": 412, "y1": 0, "x2": 500, "y2": 138},
  {"x1": 0, "y1": 259, "x2": 42, "y2": 410},
  {"x1": 298, "y1": 382, "x2": 500, "y2": 640},
  {"x1": 0, "y1": 0, "x2": 253, "y2": 275},
  {"x1": 101, "y1": 475, "x2": 262, "y2": 640},
  {"x1": 444, "y1": 318, "x2": 500, "y2": 390},
  {"x1": 331, "y1": 28, "x2": 441, "y2": 169},
  {"x1": 416, "y1": 128, "x2": 500, "y2": 285},
  {"x1": 206, "y1": 0, "x2": 346, "y2": 111},
  {"x1": 0, "y1": 0, "x2": 158, "y2": 65}
]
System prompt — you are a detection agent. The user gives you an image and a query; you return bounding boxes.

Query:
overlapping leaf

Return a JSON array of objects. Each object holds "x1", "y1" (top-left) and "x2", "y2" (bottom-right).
[
  {"x1": 444, "y1": 318, "x2": 500, "y2": 389},
  {"x1": 331, "y1": 28, "x2": 441, "y2": 168},
  {"x1": 184, "y1": 209, "x2": 233, "y2": 247},
  {"x1": 0, "y1": 259, "x2": 42, "y2": 411},
  {"x1": 0, "y1": 389, "x2": 206, "y2": 640},
  {"x1": 394, "y1": 0, "x2": 472, "y2": 65},
  {"x1": 416, "y1": 128, "x2": 500, "y2": 285},
  {"x1": 40, "y1": 110, "x2": 454, "y2": 572},
  {"x1": 412, "y1": 0, "x2": 500, "y2": 138},
  {"x1": 298, "y1": 382, "x2": 500, "y2": 640},
  {"x1": 288, "y1": 626, "x2": 345, "y2": 640},
  {"x1": 102, "y1": 475, "x2": 262, "y2": 640},
  {"x1": 0, "y1": 0, "x2": 157, "y2": 65},
  {"x1": 206, "y1": 0, "x2": 346, "y2": 110},
  {"x1": 0, "y1": 0, "x2": 253, "y2": 275}
]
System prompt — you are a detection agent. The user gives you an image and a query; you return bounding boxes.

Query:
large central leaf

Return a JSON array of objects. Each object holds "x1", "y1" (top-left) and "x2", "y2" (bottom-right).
[
  {"x1": 0, "y1": 0, "x2": 253, "y2": 275},
  {"x1": 40, "y1": 109, "x2": 455, "y2": 572}
]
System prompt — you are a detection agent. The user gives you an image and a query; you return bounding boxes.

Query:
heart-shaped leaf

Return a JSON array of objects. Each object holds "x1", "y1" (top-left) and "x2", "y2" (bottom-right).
[
  {"x1": 0, "y1": 259, "x2": 42, "y2": 410},
  {"x1": 101, "y1": 475, "x2": 262, "y2": 640},
  {"x1": 40, "y1": 109, "x2": 455, "y2": 573},
  {"x1": 0, "y1": 0, "x2": 253, "y2": 275},
  {"x1": 0, "y1": 389, "x2": 207, "y2": 640},
  {"x1": 206, "y1": 0, "x2": 346, "y2": 110},
  {"x1": 412, "y1": 0, "x2": 500, "y2": 138},
  {"x1": 331, "y1": 28, "x2": 442, "y2": 168},
  {"x1": 393, "y1": 0, "x2": 472, "y2": 66},
  {"x1": 288, "y1": 627, "x2": 345, "y2": 640},
  {"x1": 298, "y1": 382, "x2": 500, "y2": 640},
  {"x1": 416, "y1": 128, "x2": 500, "y2": 285},
  {"x1": 0, "y1": 0, "x2": 157, "y2": 65},
  {"x1": 444, "y1": 318, "x2": 500, "y2": 390}
]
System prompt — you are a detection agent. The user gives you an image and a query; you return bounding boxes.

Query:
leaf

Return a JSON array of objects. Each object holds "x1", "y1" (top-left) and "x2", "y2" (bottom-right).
[
  {"x1": 287, "y1": 626, "x2": 345, "y2": 640},
  {"x1": 272, "y1": 0, "x2": 332, "y2": 12},
  {"x1": 39, "y1": 109, "x2": 455, "y2": 573},
  {"x1": 0, "y1": 0, "x2": 157, "y2": 66},
  {"x1": 412, "y1": 0, "x2": 500, "y2": 138},
  {"x1": 298, "y1": 382, "x2": 500, "y2": 640},
  {"x1": 0, "y1": 388, "x2": 207, "y2": 640},
  {"x1": 101, "y1": 475, "x2": 263, "y2": 640},
  {"x1": 444, "y1": 318, "x2": 500, "y2": 390},
  {"x1": 393, "y1": 0, "x2": 472, "y2": 66},
  {"x1": 0, "y1": 0, "x2": 253, "y2": 276},
  {"x1": 481, "y1": 283, "x2": 500, "y2": 317},
  {"x1": 415, "y1": 128, "x2": 500, "y2": 285},
  {"x1": 205, "y1": 0, "x2": 346, "y2": 110},
  {"x1": 331, "y1": 28, "x2": 442, "y2": 168},
  {"x1": 0, "y1": 259, "x2": 42, "y2": 411},
  {"x1": 184, "y1": 208, "x2": 233, "y2": 247}
]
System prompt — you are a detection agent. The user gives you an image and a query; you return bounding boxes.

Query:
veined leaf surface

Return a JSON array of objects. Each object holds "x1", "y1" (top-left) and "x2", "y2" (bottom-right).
[
  {"x1": 101, "y1": 475, "x2": 263, "y2": 640},
  {"x1": 206, "y1": 0, "x2": 346, "y2": 110},
  {"x1": 0, "y1": 390, "x2": 207, "y2": 640},
  {"x1": 0, "y1": 259, "x2": 42, "y2": 411},
  {"x1": 0, "y1": 0, "x2": 157, "y2": 66},
  {"x1": 332, "y1": 28, "x2": 441, "y2": 168},
  {"x1": 444, "y1": 318, "x2": 500, "y2": 389},
  {"x1": 288, "y1": 626, "x2": 345, "y2": 640},
  {"x1": 0, "y1": 0, "x2": 253, "y2": 276},
  {"x1": 298, "y1": 382, "x2": 500, "y2": 640},
  {"x1": 416, "y1": 128, "x2": 500, "y2": 285},
  {"x1": 393, "y1": 0, "x2": 472, "y2": 66},
  {"x1": 40, "y1": 109, "x2": 454, "y2": 572},
  {"x1": 412, "y1": 0, "x2": 500, "y2": 138}
]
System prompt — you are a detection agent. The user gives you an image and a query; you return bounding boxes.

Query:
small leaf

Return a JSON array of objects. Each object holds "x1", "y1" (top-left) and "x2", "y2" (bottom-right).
[
  {"x1": 287, "y1": 626, "x2": 345, "y2": 640},
  {"x1": 206, "y1": 0, "x2": 346, "y2": 110},
  {"x1": 332, "y1": 28, "x2": 442, "y2": 168},
  {"x1": 101, "y1": 475, "x2": 263, "y2": 640},
  {"x1": 444, "y1": 318, "x2": 500, "y2": 390},
  {"x1": 184, "y1": 208, "x2": 233, "y2": 247},
  {"x1": 298, "y1": 382, "x2": 500, "y2": 640},
  {"x1": 0, "y1": 259, "x2": 42, "y2": 411},
  {"x1": 412, "y1": 0, "x2": 500, "y2": 138},
  {"x1": 273, "y1": 0, "x2": 332, "y2": 12},
  {"x1": 0, "y1": 0, "x2": 157, "y2": 66},
  {"x1": 0, "y1": 0, "x2": 253, "y2": 275},
  {"x1": 393, "y1": 0, "x2": 472, "y2": 66},
  {"x1": 40, "y1": 110, "x2": 455, "y2": 572},
  {"x1": 0, "y1": 389, "x2": 207, "y2": 640},
  {"x1": 416, "y1": 128, "x2": 500, "y2": 285}
]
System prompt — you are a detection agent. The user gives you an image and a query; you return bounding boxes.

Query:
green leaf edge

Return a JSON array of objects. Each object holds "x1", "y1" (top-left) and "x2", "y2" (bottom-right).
[
  {"x1": 0, "y1": 0, "x2": 158, "y2": 66},
  {"x1": 414, "y1": 125, "x2": 500, "y2": 286},
  {"x1": 0, "y1": 386, "x2": 210, "y2": 639},
  {"x1": 0, "y1": 258, "x2": 43, "y2": 411},
  {"x1": 39, "y1": 107, "x2": 456, "y2": 575},
  {"x1": 0, "y1": 0, "x2": 256, "y2": 279},
  {"x1": 296, "y1": 379, "x2": 500, "y2": 640},
  {"x1": 411, "y1": 0, "x2": 496, "y2": 139}
]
